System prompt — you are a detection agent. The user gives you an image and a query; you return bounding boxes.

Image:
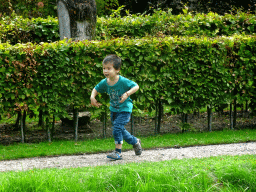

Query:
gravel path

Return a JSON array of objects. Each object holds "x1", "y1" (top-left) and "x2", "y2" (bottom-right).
[{"x1": 1, "y1": 142, "x2": 256, "y2": 172}]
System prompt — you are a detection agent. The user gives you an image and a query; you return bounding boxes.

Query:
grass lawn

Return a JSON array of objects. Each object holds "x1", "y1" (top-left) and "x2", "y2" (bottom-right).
[
  {"x1": 0, "y1": 155, "x2": 255, "y2": 192},
  {"x1": 1, "y1": 128, "x2": 256, "y2": 191},
  {"x1": 0, "y1": 128, "x2": 256, "y2": 161}
]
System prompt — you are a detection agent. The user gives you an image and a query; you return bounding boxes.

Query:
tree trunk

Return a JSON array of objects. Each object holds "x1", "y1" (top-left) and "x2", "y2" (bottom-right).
[
  {"x1": 230, "y1": 103, "x2": 233, "y2": 130},
  {"x1": 23, "y1": 110, "x2": 26, "y2": 133},
  {"x1": 185, "y1": 113, "x2": 188, "y2": 123},
  {"x1": 181, "y1": 112, "x2": 188, "y2": 133},
  {"x1": 233, "y1": 99, "x2": 237, "y2": 128},
  {"x1": 14, "y1": 111, "x2": 21, "y2": 130},
  {"x1": 51, "y1": 114, "x2": 55, "y2": 137},
  {"x1": 155, "y1": 99, "x2": 158, "y2": 135},
  {"x1": 103, "y1": 111, "x2": 107, "y2": 138},
  {"x1": 20, "y1": 111, "x2": 25, "y2": 143},
  {"x1": 39, "y1": 110, "x2": 43, "y2": 127},
  {"x1": 73, "y1": 107, "x2": 79, "y2": 142},
  {"x1": 241, "y1": 102, "x2": 244, "y2": 118},
  {"x1": 181, "y1": 113, "x2": 185, "y2": 133},
  {"x1": 246, "y1": 100, "x2": 248, "y2": 112},
  {"x1": 46, "y1": 117, "x2": 51, "y2": 142},
  {"x1": 207, "y1": 106, "x2": 212, "y2": 132},
  {"x1": 157, "y1": 99, "x2": 163, "y2": 134},
  {"x1": 57, "y1": 0, "x2": 97, "y2": 41}
]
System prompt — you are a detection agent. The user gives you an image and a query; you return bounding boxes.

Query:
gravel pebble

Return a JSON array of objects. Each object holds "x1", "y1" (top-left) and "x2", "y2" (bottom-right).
[{"x1": 1, "y1": 142, "x2": 256, "y2": 172}]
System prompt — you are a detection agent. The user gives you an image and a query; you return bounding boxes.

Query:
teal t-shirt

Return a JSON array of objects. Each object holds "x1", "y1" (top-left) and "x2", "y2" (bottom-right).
[{"x1": 94, "y1": 75, "x2": 138, "y2": 112}]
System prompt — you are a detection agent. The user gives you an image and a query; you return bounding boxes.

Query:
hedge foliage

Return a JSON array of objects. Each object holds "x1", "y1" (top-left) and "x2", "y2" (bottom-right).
[
  {"x1": 0, "y1": 15, "x2": 59, "y2": 45},
  {"x1": 1, "y1": 10, "x2": 256, "y2": 45},
  {"x1": 1, "y1": 35, "x2": 255, "y2": 117}
]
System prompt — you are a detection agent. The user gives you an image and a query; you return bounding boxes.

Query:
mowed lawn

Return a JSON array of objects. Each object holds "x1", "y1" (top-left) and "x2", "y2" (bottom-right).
[
  {"x1": 0, "y1": 155, "x2": 256, "y2": 192},
  {"x1": 1, "y1": 129, "x2": 256, "y2": 161},
  {"x1": 0, "y1": 128, "x2": 256, "y2": 191}
]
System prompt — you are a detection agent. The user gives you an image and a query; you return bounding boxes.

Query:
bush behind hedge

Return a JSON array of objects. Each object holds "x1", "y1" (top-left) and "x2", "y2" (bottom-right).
[{"x1": 1, "y1": 10, "x2": 256, "y2": 45}]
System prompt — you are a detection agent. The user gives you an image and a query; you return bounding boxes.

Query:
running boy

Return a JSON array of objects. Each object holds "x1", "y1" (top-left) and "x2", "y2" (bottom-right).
[{"x1": 90, "y1": 54, "x2": 142, "y2": 160}]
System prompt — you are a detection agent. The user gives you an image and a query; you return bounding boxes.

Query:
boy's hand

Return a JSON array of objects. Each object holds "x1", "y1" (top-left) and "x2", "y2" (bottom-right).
[
  {"x1": 120, "y1": 86, "x2": 139, "y2": 103},
  {"x1": 120, "y1": 92, "x2": 129, "y2": 103},
  {"x1": 90, "y1": 97, "x2": 102, "y2": 108}
]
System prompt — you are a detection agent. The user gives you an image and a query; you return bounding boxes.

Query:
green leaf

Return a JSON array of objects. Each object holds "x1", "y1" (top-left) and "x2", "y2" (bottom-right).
[
  {"x1": 167, "y1": 98, "x2": 173, "y2": 104},
  {"x1": 0, "y1": 67, "x2": 6, "y2": 73},
  {"x1": 11, "y1": 94, "x2": 15, "y2": 100}
]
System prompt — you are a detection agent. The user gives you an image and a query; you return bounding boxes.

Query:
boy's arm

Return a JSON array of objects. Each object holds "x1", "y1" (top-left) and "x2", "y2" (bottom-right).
[
  {"x1": 126, "y1": 85, "x2": 139, "y2": 96},
  {"x1": 120, "y1": 85, "x2": 139, "y2": 103},
  {"x1": 90, "y1": 88, "x2": 102, "y2": 108}
]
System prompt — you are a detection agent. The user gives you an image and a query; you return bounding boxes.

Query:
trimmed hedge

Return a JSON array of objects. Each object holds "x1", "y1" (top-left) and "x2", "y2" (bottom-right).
[
  {"x1": 1, "y1": 10, "x2": 256, "y2": 44},
  {"x1": 0, "y1": 35, "x2": 255, "y2": 117},
  {"x1": 0, "y1": 15, "x2": 59, "y2": 45}
]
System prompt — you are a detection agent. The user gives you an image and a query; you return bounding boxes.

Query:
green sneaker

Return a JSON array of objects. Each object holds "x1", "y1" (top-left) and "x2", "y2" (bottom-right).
[
  {"x1": 133, "y1": 139, "x2": 142, "y2": 155},
  {"x1": 107, "y1": 151, "x2": 122, "y2": 160}
]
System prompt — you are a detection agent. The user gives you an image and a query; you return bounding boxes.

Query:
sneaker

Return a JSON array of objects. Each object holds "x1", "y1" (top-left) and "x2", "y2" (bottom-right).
[
  {"x1": 107, "y1": 151, "x2": 122, "y2": 160},
  {"x1": 133, "y1": 139, "x2": 142, "y2": 155}
]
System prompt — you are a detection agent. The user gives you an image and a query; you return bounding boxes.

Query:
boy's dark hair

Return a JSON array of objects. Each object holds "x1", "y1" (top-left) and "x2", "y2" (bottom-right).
[{"x1": 102, "y1": 54, "x2": 121, "y2": 70}]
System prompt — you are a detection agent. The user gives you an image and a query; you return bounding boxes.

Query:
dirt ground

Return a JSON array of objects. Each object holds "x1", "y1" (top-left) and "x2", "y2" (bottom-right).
[{"x1": 0, "y1": 111, "x2": 255, "y2": 146}]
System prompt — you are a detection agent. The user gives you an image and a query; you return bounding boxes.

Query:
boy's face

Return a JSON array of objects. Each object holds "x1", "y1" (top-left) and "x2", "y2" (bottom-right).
[{"x1": 103, "y1": 62, "x2": 120, "y2": 79}]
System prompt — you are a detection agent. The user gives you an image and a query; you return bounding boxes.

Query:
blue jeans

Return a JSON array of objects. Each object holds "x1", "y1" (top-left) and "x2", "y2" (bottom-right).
[{"x1": 111, "y1": 111, "x2": 137, "y2": 145}]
